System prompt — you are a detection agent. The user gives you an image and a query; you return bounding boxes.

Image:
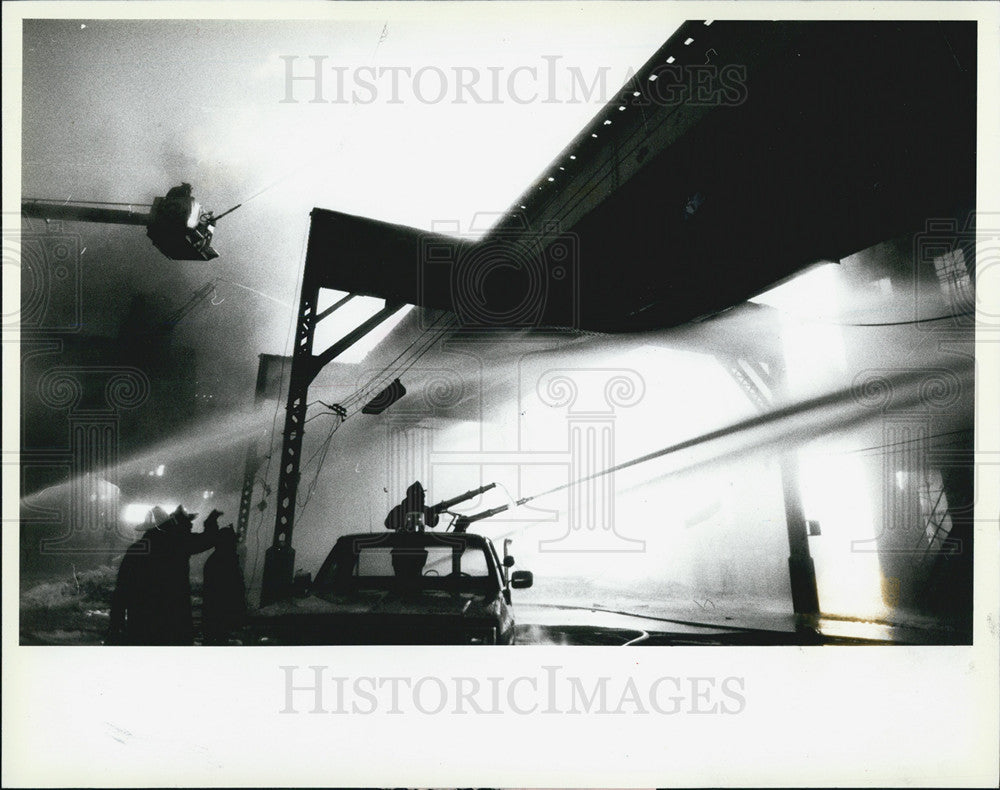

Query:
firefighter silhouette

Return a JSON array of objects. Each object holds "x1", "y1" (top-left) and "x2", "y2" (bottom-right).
[
  {"x1": 201, "y1": 526, "x2": 247, "y2": 645},
  {"x1": 166, "y1": 182, "x2": 193, "y2": 199},
  {"x1": 384, "y1": 481, "x2": 439, "y2": 531},
  {"x1": 107, "y1": 505, "x2": 219, "y2": 645},
  {"x1": 107, "y1": 506, "x2": 170, "y2": 645},
  {"x1": 390, "y1": 545, "x2": 430, "y2": 581}
]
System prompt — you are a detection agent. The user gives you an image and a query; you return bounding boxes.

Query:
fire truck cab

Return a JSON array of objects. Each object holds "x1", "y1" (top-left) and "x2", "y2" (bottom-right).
[{"x1": 250, "y1": 530, "x2": 533, "y2": 645}]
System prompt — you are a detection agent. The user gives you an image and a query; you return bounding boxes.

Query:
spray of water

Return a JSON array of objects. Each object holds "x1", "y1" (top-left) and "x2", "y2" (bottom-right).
[{"x1": 20, "y1": 399, "x2": 278, "y2": 512}]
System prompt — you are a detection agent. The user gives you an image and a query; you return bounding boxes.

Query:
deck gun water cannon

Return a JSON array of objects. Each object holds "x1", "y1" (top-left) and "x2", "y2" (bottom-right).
[
  {"x1": 430, "y1": 483, "x2": 497, "y2": 521},
  {"x1": 450, "y1": 495, "x2": 534, "y2": 533},
  {"x1": 391, "y1": 482, "x2": 499, "y2": 532}
]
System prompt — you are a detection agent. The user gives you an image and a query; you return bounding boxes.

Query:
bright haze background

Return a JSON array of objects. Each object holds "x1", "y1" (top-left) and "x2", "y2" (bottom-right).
[
  {"x1": 19, "y1": 11, "x2": 974, "y2": 627},
  {"x1": 22, "y1": 13, "x2": 674, "y2": 378},
  {"x1": 24, "y1": 11, "x2": 739, "y2": 603}
]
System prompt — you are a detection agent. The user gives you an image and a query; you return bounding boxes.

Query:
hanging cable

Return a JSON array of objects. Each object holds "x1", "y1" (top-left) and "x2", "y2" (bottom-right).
[
  {"x1": 246, "y1": 221, "x2": 312, "y2": 588},
  {"x1": 766, "y1": 308, "x2": 976, "y2": 328},
  {"x1": 227, "y1": 165, "x2": 314, "y2": 212},
  {"x1": 297, "y1": 417, "x2": 345, "y2": 514},
  {"x1": 832, "y1": 310, "x2": 976, "y2": 327},
  {"x1": 225, "y1": 18, "x2": 394, "y2": 219},
  {"x1": 245, "y1": 19, "x2": 414, "y2": 556},
  {"x1": 300, "y1": 418, "x2": 341, "y2": 474},
  {"x1": 215, "y1": 278, "x2": 293, "y2": 309},
  {"x1": 303, "y1": 408, "x2": 340, "y2": 425},
  {"x1": 340, "y1": 311, "x2": 451, "y2": 406},
  {"x1": 341, "y1": 313, "x2": 457, "y2": 410},
  {"x1": 290, "y1": 315, "x2": 453, "y2": 516}
]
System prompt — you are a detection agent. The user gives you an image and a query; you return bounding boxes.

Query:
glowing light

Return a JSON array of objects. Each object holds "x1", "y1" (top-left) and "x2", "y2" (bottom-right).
[
  {"x1": 122, "y1": 503, "x2": 156, "y2": 524},
  {"x1": 316, "y1": 287, "x2": 350, "y2": 314},
  {"x1": 313, "y1": 294, "x2": 373, "y2": 347},
  {"x1": 311, "y1": 295, "x2": 412, "y2": 364},
  {"x1": 799, "y1": 450, "x2": 886, "y2": 619},
  {"x1": 749, "y1": 262, "x2": 843, "y2": 317},
  {"x1": 751, "y1": 262, "x2": 846, "y2": 395}
]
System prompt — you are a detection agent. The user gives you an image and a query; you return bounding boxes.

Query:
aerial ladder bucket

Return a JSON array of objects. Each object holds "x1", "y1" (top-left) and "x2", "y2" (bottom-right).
[{"x1": 22, "y1": 183, "x2": 236, "y2": 262}]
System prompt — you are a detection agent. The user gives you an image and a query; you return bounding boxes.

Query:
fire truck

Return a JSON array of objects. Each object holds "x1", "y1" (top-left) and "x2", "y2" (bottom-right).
[{"x1": 249, "y1": 484, "x2": 533, "y2": 645}]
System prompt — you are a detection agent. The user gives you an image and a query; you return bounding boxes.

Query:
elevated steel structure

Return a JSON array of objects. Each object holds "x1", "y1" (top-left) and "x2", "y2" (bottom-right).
[{"x1": 259, "y1": 21, "x2": 975, "y2": 608}]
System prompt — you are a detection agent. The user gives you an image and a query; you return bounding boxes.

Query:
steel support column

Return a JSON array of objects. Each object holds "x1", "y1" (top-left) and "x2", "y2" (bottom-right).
[
  {"x1": 259, "y1": 271, "x2": 405, "y2": 605},
  {"x1": 235, "y1": 354, "x2": 290, "y2": 575},
  {"x1": 780, "y1": 455, "x2": 821, "y2": 617},
  {"x1": 721, "y1": 350, "x2": 820, "y2": 618},
  {"x1": 234, "y1": 442, "x2": 259, "y2": 567},
  {"x1": 259, "y1": 279, "x2": 320, "y2": 606}
]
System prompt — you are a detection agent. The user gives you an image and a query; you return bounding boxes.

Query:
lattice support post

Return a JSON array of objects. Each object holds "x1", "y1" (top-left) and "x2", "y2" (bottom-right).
[
  {"x1": 260, "y1": 280, "x2": 320, "y2": 606},
  {"x1": 721, "y1": 349, "x2": 819, "y2": 618},
  {"x1": 259, "y1": 265, "x2": 405, "y2": 605}
]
